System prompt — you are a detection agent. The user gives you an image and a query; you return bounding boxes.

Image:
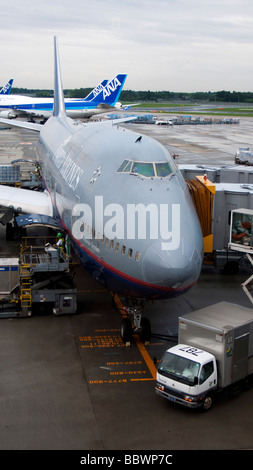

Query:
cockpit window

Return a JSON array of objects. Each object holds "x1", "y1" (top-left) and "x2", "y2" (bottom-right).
[
  {"x1": 123, "y1": 160, "x2": 133, "y2": 172},
  {"x1": 116, "y1": 159, "x2": 175, "y2": 178},
  {"x1": 117, "y1": 160, "x2": 132, "y2": 172},
  {"x1": 131, "y1": 162, "x2": 155, "y2": 177},
  {"x1": 155, "y1": 162, "x2": 173, "y2": 177}
]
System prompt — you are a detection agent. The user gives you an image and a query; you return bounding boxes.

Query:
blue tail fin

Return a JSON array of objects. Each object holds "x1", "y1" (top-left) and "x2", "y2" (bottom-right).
[
  {"x1": 84, "y1": 79, "x2": 108, "y2": 101},
  {"x1": 92, "y1": 74, "x2": 127, "y2": 106},
  {"x1": 0, "y1": 79, "x2": 13, "y2": 95},
  {"x1": 53, "y1": 37, "x2": 66, "y2": 118}
]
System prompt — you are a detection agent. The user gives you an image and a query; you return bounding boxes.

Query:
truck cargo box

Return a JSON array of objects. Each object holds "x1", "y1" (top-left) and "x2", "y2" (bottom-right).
[{"x1": 179, "y1": 302, "x2": 253, "y2": 388}]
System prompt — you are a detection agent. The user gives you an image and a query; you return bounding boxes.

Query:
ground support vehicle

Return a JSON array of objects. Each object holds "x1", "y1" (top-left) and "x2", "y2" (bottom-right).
[{"x1": 156, "y1": 301, "x2": 253, "y2": 410}]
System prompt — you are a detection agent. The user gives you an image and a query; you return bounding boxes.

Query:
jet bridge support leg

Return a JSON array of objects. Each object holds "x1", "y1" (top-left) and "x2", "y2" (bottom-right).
[{"x1": 241, "y1": 254, "x2": 253, "y2": 305}]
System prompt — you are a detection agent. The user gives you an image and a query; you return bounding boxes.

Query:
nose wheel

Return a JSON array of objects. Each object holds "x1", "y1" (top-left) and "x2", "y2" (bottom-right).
[
  {"x1": 120, "y1": 317, "x2": 133, "y2": 344},
  {"x1": 120, "y1": 300, "x2": 151, "y2": 345}
]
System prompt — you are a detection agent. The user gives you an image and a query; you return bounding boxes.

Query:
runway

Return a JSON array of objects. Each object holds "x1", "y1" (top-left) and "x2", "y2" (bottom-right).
[{"x1": 0, "y1": 117, "x2": 253, "y2": 452}]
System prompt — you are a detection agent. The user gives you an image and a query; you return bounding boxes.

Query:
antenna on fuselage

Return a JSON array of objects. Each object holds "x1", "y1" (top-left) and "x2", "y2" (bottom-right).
[{"x1": 53, "y1": 36, "x2": 66, "y2": 118}]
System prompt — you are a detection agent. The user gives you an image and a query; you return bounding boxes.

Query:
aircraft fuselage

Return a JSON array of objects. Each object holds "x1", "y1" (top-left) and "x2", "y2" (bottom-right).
[{"x1": 37, "y1": 115, "x2": 203, "y2": 300}]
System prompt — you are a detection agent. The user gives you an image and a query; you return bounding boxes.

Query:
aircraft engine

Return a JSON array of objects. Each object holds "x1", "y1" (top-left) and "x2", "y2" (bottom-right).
[{"x1": 0, "y1": 110, "x2": 16, "y2": 119}]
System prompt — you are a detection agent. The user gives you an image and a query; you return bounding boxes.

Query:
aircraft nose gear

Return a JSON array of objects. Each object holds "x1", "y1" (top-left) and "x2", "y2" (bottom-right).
[{"x1": 120, "y1": 299, "x2": 151, "y2": 345}]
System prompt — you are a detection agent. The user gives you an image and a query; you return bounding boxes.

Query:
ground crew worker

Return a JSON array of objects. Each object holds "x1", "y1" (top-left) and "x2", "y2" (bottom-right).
[
  {"x1": 65, "y1": 233, "x2": 71, "y2": 259},
  {"x1": 56, "y1": 232, "x2": 65, "y2": 259}
]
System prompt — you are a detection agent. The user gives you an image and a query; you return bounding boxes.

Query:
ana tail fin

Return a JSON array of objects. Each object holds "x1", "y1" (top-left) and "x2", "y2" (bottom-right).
[
  {"x1": 0, "y1": 79, "x2": 13, "y2": 95},
  {"x1": 91, "y1": 74, "x2": 127, "y2": 106},
  {"x1": 84, "y1": 79, "x2": 108, "y2": 101},
  {"x1": 53, "y1": 36, "x2": 66, "y2": 117}
]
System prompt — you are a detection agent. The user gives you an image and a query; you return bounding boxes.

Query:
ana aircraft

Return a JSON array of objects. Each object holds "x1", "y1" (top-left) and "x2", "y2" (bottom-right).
[
  {"x1": 0, "y1": 79, "x2": 13, "y2": 95},
  {"x1": 0, "y1": 75, "x2": 126, "y2": 120},
  {"x1": 0, "y1": 38, "x2": 203, "y2": 342}
]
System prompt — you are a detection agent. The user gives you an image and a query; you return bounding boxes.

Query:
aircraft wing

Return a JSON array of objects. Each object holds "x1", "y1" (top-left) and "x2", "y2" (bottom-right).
[
  {"x1": 14, "y1": 108, "x2": 52, "y2": 120},
  {"x1": 121, "y1": 103, "x2": 140, "y2": 110},
  {"x1": 0, "y1": 184, "x2": 53, "y2": 216},
  {"x1": 90, "y1": 115, "x2": 137, "y2": 126},
  {"x1": 0, "y1": 117, "x2": 43, "y2": 131},
  {"x1": 114, "y1": 102, "x2": 141, "y2": 110},
  {"x1": 105, "y1": 116, "x2": 138, "y2": 125}
]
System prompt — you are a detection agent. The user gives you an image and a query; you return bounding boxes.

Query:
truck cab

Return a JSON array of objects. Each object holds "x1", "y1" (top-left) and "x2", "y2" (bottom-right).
[{"x1": 156, "y1": 344, "x2": 218, "y2": 410}]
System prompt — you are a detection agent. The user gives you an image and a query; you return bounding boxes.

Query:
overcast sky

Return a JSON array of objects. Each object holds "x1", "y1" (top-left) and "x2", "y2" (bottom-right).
[{"x1": 0, "y1": 0, "x2": 253, "y2": 92}]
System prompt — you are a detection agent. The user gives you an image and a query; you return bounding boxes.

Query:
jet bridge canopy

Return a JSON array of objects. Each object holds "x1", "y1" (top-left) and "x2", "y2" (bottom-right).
[
  {"x1": 228, "y1": 208, "x2": 253, "y2": 253},
  {"x1": 185, "y1": 176, "x2": 215, "y2": 242},
  {"x1": 228, "y1": 209, "x2": 253, "y2": 305}
]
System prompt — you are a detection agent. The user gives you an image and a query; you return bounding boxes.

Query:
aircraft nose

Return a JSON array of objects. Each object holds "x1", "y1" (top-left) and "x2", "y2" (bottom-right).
[{"x1": 142, "y1": 234, "x2": 203, "y2": 291}]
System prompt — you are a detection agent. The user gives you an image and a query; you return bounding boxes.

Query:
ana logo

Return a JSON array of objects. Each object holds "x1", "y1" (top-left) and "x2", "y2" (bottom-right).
[
  {"x1": 103, "y1": 78, "x2": 121, "y2": 99},
  {"x1": 2, "y1": 83, "x2": 11, "y2": 93},
  {"x1": 92, "y1": 84, "x2": 107, "y2": 99}
]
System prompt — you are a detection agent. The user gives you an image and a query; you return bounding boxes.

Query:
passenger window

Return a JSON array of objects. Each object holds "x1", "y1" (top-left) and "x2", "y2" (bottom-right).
[
  {"x1": 128, "y1": 248, "x2": 133, "y2": 258},
  {"x1": 121, "y1": 245, "x2": 126, "y2": 255},
  {"x1": 199, "y1": 361, "x2": 214, "y2": 384},
  {"x1": 115, "y1": 242, "x2": 119, "y2": 252},
  {"x1": 135, "y1": 251, "x2": 140, "y2": 262}
]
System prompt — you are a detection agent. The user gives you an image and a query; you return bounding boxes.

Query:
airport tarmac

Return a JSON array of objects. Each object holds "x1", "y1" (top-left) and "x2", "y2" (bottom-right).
[
  {"x1": 125, "y1": 114, "x2": 253, "y2": 165},
  {"x1": 0, "y1": 118, "x2": 253, "y2": 453}
]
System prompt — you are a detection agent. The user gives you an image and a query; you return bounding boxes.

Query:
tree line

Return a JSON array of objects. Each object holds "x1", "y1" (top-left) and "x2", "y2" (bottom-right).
[{"x1": 10, "y1": 87, "x2": 253, "y2": 103}]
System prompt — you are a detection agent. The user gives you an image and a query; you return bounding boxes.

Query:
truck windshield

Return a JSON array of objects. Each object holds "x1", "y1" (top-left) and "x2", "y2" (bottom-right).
[{"x1": 158, "y1": 351, "x2": 200, "y2": 386}]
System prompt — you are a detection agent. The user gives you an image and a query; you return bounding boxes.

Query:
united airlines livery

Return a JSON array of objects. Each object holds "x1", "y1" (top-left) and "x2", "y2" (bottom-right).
[{"x1": 0, "y1": 38, "x2": 203, "y2": 343}]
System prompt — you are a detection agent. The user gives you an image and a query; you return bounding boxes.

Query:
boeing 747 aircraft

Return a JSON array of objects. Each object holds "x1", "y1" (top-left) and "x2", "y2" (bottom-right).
[
  {"x1": 0, "y1": 75, "x2": 126, "y2": 120},
  {"x1": 0, "y1": 38, "x2": 203, "y2": 342}
]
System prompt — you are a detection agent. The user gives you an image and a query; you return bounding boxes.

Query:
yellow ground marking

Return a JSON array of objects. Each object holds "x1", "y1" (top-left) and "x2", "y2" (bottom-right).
[{"x1": 113, "y1": 293, "x2": 157, "y2": 380}]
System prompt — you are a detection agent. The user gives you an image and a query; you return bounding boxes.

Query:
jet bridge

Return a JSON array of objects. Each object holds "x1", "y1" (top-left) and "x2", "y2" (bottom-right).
[
  {"x1": 180, "y1": 164, "x2": 253, "y2": 273},
  {"x1": 228, "y1": 208, "x2": 253, "y2": 304}
]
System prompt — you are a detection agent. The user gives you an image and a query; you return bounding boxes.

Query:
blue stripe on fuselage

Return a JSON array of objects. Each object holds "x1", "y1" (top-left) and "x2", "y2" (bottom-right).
[{"x1": 0, "y1": 102, "x2": 106, "y2": 111}]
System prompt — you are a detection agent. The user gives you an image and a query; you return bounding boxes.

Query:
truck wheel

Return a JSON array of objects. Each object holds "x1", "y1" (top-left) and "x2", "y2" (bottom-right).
[
  {"x1": 121, "y1": 318, "x2": 132, "y2": 344},
  {"x1": 202, "y1": 395, "x2": 213, "y2": 411}
]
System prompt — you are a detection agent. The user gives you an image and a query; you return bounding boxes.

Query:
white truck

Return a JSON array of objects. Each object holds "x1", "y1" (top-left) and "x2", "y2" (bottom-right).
[{"x1": 156, "y1": 302, "x2": 253, "y2": 411}]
